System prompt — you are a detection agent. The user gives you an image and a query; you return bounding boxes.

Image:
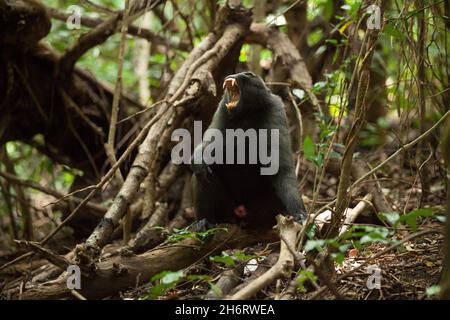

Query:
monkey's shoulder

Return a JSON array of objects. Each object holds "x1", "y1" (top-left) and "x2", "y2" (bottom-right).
[{"x1": 259, "y1": 94, "x2": 288, "y2": 125}]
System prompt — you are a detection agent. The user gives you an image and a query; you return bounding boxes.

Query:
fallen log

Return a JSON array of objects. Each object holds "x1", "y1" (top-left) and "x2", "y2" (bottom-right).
[{"x1": 13, "y1": 225, "x2": 277, "y2": 299}]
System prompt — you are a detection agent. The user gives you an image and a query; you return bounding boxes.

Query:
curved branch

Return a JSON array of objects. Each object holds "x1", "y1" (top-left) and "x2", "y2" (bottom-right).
[{"x1": 58, "y1": 0, "x2": 163, "y2": 74}]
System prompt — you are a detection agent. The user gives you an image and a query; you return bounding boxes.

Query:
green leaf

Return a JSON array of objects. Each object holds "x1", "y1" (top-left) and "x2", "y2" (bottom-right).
[
  {"x1": 144, "y1": 270, "x2": 184, "y2": 300},
  {"x1": 233, "y1": 251, "x2": 256, "y2": 262},
  {"x1": 304, "y1": 239, "x2": 326, "y2": 252},
  {"x1": 296, "y1": 270, "x2": 318, "y2": 292},
  {"x1": 303, "y1": 136, "x2": 316, "y2": 162},
  {"x1": 384, "y1": 23, "x2": 404, "y2": 40},
  {"x1": 325, "y1": 39, "x2": 338, "y2": 45},
  {"x1": 379, "y1": 212, "x2": 401, "y2": 226},
  {"x1": 260, "y1": 49, "x2": 272, "y2": 60},
  {"x1": 209, "y1": 283, "x2": 223, "y2": 297},
  {"x1": 239, "y1": 44, "x2": 250, "y2": 62},
  {"x1": 306, "y1": 224, "x2": 317, "y2": 239},
  {"x1": 329, "y1": 150, "x2": 342, "y2": 159},
  {"x1": 400, "y1": 208, "x2": 435, "y2": 231},
  {"x1": 404, "y1": 215, "x2": 418, "y2": 231},
  {"x1": 426, "y1": 285, "x2": 441, "y2": 297},
  {"x1": 187, "y1": 274, "x2": 210, "y2": 282},
  {"x1": 331, "y1": 252, "x2": 345, "y2": 264},
  {"x1": 313, "y1": 81, "x2": 327, "y2": 92},
  {"x1": 210, "y1": 255, "x2": 235, "y2": 266},
  {"x1": 151, "y1": 270, "x2": 183, "y2": 283},
  {"x1": 147, "y1": 283, "x2": 167, "y2": 299}
]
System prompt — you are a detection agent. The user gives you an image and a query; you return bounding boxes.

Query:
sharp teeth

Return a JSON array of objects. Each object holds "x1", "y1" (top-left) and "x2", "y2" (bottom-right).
[{"x1": 223, "y1": 78, "x2": 237, "y2": 89}]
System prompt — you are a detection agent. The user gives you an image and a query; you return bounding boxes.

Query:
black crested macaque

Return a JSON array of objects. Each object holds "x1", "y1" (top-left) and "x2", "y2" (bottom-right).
[{"x1": 191, "y1": 71, "x2": 307, "y2": 229}]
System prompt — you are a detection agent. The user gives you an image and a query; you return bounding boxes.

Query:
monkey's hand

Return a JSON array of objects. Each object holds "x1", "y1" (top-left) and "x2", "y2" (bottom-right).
[
  {"x1": 292, "y1": 210, "x2": 307, "y2": 225},
  {"x1": 271, "y1": 174, "x2": 308, "y2": 224},
  {"x1": 191, "y1": 142, "x2": 214, "y2": 182}
]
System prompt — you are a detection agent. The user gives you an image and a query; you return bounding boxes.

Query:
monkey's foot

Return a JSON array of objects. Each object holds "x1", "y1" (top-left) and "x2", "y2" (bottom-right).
[
  {"x1": 188, "y1": 218, "x2": 214, "y2": 233},
  {"x1": 285, "y1": 212, "x2": 307, "y2": 226}
]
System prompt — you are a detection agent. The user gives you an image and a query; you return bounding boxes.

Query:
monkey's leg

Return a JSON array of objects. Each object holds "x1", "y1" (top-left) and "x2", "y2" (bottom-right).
[
  {"x1": 191, "y1": 168, "x2": 229, "y2": 227},
  {"x1": 271, "y1": 174, "x2": 308, "y2": 223}
]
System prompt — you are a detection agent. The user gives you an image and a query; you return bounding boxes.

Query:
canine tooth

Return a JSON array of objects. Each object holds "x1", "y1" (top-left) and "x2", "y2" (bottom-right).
[{"x1": 223, "y1": 78, "x2": 236, "y2": 89}]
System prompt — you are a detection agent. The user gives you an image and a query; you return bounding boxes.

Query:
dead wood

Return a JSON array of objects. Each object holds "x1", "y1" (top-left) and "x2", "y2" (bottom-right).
[
  {"x1": 229, "y1": 253, "x2": 279, "y2": 295},
  {"x1": 13, "y1": 225, "x2": 277, "y2": 300},
  {"x1": 227, "y1": 215, "x2": 301, "y2": 300},
  {"x1": 205, "y1": 268, "x2": 243, "y2": 299}
]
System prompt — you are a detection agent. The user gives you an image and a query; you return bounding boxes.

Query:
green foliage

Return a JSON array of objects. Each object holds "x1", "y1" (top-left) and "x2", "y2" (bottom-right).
[
  {"x1": 260, "y1": 48, "x2": 273, "y2": 61},
  {"x1": 210, "y1": 252, "x2": 235, "y2": 266},
  {"x1": 302, "y1": 136, "x2": 316, "y2": 163},
  {"x1": 306, "y1": 223, "x2": 318, "y2": 239},
  {"x1": 209, "y1": 283, "x2": 223, "y2": 297},
  {"x1": 141, "y1": 270, "x2": 186, "y2": 300},
  {"x1": 296, "y1": 269, "x2": 318, "y2": 292},
  {"x1": 379, "y1": 208, "x2": 436, "y2": 232},
  {"x1": 239, "y1": 44, "x2": 250, "y2": 62},
  {"x1": 383, "y1": 23, "x2": 404, "y2": 41},
  {"x1": 308, "y1": 29, "x2": 324, "y2": 47},
  {"x1": 426, "y1": 285, "x2": 441, "y2": 297},
  {"x1": 210, "y1": 250, "x2": 257, "y2": 266},
  {"x1": 141, "y1": 270, "x2": 213, "y2": 300},
  {"x1": 303, "y1": 113, "x2": 342, "y2": 167},
  {"x1": 340, "y1": 225, "x2": 392, "y2": 246},
  {"x1": 304, "y1": 225, "x2": 393, "y2": 264},
  {"x1": 3, "y1": 141, "x2": 80, "y2": 192},
  {"x1": 166, "y1": 226, "x2": 228, "y2": 243},
  {"x1": 303, "y1": 207, "x2": 437, "y2": 266},
  {"x1": 360, "y1": 118, "x2": 389, "y2": 147}
]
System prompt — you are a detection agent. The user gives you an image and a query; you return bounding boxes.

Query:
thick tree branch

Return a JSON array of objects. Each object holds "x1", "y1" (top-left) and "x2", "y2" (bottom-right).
[
  {"x1": 13, "y1": 225, "x2": 277, "y2": 299},
  {"x1": 58, "y1": 0, "x2": 163, "y2": 74}
]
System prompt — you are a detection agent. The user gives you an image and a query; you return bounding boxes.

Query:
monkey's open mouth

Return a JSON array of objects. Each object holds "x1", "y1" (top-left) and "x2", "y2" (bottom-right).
[{"x1": 223, "y1": 77, "x2": 240, "y2": 110}]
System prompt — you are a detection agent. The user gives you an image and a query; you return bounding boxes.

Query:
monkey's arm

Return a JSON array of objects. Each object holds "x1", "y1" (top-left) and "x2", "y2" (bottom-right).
[
  {"x1": 191, "y1": 103, "x2": 231, "y2": 225},
  {"x1": 265, "y1": 96, "x2": 307, "y2": 222},
  {"x1": 192, "y1": 169, "x2": 229, "y2": 224},
  {"x1": 191, "y1": 105, "x2": 227, "y2": 175},
  {"x1": 270, "y1": 170, "x2": 307, "y2": 222}
]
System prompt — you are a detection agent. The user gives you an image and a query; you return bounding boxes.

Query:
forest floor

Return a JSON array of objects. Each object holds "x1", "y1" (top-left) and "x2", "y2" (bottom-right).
[
  {"x1": 0, "y1": 148, "x2": 446, "y2": 300},
  {"x1": 324, "y1": 226, "x2": 443, "y2": 300},
  {"x1": 116, "y1": 219, "x2": 443, "y2": 300},
  {"x1": 119, "y1": 147, "x2": 446, "y2": 300}
]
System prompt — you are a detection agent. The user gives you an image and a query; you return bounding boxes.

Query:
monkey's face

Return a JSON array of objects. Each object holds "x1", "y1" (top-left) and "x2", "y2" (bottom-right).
[{"x1": 222, "y1": 72, "x2": 269, "y2": 114}]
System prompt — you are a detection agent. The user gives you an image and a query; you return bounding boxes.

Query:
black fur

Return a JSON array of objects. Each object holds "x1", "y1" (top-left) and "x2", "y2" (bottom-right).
[{"x1": 191, "y1": 71, "x2": 307, "y2": 228}]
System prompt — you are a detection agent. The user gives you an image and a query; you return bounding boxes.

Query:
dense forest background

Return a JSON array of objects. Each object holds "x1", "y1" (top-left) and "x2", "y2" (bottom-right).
[{"x1": 0, "y1": 0, "x2": 449, "y2": 300}]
